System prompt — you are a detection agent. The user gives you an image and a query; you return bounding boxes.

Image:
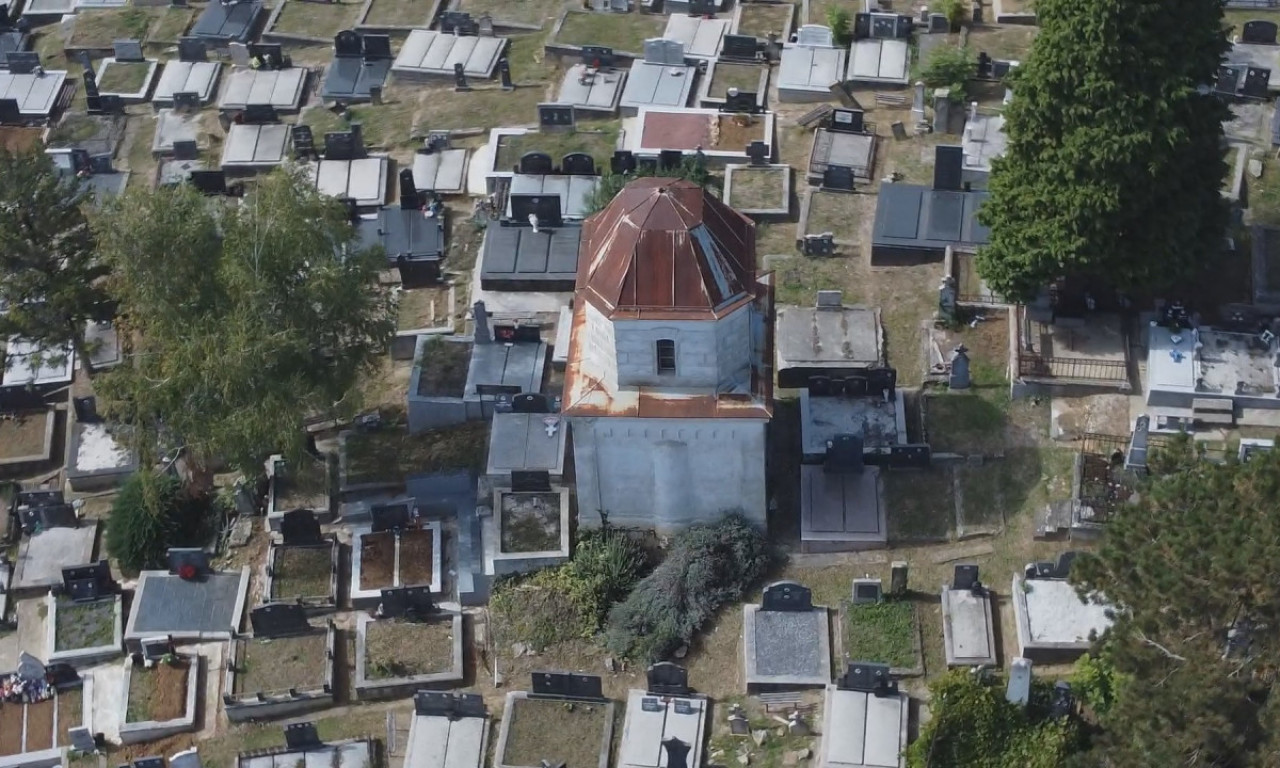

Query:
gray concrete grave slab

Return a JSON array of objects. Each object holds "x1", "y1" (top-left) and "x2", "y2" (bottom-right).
[
  {"x1": 776, "y1": 301, "x2": 882, "y2": 377},
  {"x1": 941, "y1": 586, "x2": 997, "y2": 666},
  {"x1": 800, "y1": 389, "x2": 905, "y2": 457},
  {"x1": 304, "y1": 156, "x2": 389, "y2": 207},
  {"x1": 619, "y1": 59, "x2": 696, "y2": 116},
  {"x1": 191, "y1": 0, "x2": 263, "y2": 44},
  {"x1": 152, "y1": 60, "x2": 222, "y2": 106},
  {"x1": 237, "y1": 738, "x2": 374, "y2": 768},
  {"x1": 742, "y1": 600, "x2": 833, "y2": 691},
  {"x1": 220, "y1": 123, "x2": 291, "y2": 169},
  {"x1": 412, "y1": 147, "x2": 469, "y2": 195},
  {"x1": 218, "y1": 67, "x2": 307, "y2": 111},
  {"x1": 65, "y1": 421, "x2": 137, "y2": 492},
  {"x1": 799, "y1": 464, "x2": 886, "y2": 553},
  {"x1": 618, "y1": 689, "x2": 707, "y2": 768},
  {"x1": 778, "y1": 44, "x2": 846, "y2": 102},
  {"x1": 391, "y1": 30, "x2": 507, "y2": 80},
  {"x1": 847, "y1": 38, "x2": 910, "y2": 85},
  {"x1": 662, "y1": 14, "x2": 728, "y2": 60},
  {"x1": 556, "y1": 64, "x2": 626, "y2": 113},
  {"x1": 503, "y1": 173, "x2": 599, "y2": 219},
  {"x1": 0, "y1": 70, "x2": 68, "y2": 116},
  {"x1": 819, "y1": 684, "x2": 909, "y2": 768},
  {"x1": 13, "y1": 523, "x2": 98, "y2": 592},
  {"x1": 808, "y1": 127, "x2": 876, "y2": 183},
  {"x1": 124, "y1": 567, "x2": 250, "y2": 644},
  {"x1": 486, "y1": 413, "x2": 567, "y2": 477},
  {"x1": 1012, "y1": 576, "x2": 1113, "y2": 660},
  {"x1": 151, "y1": 109, "x2": 202, "y2": 155},
  {"x1": 405, "y1": 710, "x2": 488, "y2": 768},
  {"x1": 494, "y1": 691, "x2": 614, "y2": 768}
]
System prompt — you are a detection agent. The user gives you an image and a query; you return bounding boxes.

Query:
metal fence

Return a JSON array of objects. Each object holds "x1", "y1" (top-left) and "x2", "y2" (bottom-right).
[{"x1": 1017, "y1": 354, "x2": 1129, "y2": 383}]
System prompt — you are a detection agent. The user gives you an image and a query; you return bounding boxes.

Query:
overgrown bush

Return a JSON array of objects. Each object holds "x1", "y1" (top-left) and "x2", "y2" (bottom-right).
[
  {"x1": 490, "y1": 528, "x2": 650, "y2": 650},
  {"x1": 605, "y1": 514, "x2": 774, "y2": 661},
  {"x1": 826, "y1": 7, "x2": 852, "y2": 46},
  {"x1": 935, "y1": 0, "x2": 967, "y2": 29},
  {"x1": 106, "y1": 471, "x2": 217, "y2": 574},
  {"x1": 921, "y1": 45, "x2": 977, "y2": 102},
  {"x1": 1071, "y1": 648, "x2": 1126, "y2": 719},
  {"x1": 584, "y1": 154, "x2": 715, "y2": 214},
  {"x1": 906, "y1": 670, "x2": 1084, "y2": 768}
]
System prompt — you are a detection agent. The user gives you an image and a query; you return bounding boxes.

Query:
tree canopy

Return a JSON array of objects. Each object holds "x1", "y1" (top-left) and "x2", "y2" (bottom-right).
[
  {"x1": 93, "y1": 170, "x2": 396, "y2": 475},
  {"x1": 1071, "y1": 436, "x2": 1280, "y2": 766},
  {"x1": 0, "y1": 146, "x2": 111, "y2": 367},
  {"x1": 976, "y1": 0, "x2": 1230, "y2": 301}
]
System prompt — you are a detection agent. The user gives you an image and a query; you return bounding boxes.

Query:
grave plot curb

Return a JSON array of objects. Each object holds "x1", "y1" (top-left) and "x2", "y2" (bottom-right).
[{"x1": 352, "y1": 610, "x2": 465, "y2": 699}]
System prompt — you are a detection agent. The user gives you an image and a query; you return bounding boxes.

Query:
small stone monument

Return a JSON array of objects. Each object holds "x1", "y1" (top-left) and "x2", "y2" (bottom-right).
[
  {"x1": 938, "y1": 274, "x2": 958, "y2": 323},
  {"x1": 453, "y1": 62, "x2": 470, "y2": 92},
  {"x1": 1007, "y1": 657, "x2": 1032, "y2": 706},
  {"x1": 911, "y1": 81, "x2": 926, "y2": 124},
  {"x1": 786, "y1": 711, "x2": 810, "y2": 737},
  {"x1": 728, "y1": 704, "x2": 750, "y2": 735},
  {"x1": 229, "y1": 42, "x2": 250, "y2": 67},
  {"x1": 890, "y1": 561, "x2": 908, "y2": 596},
  {"x1": 949, "y1": 345, "x2": 971, "y2": 390},
  {"x1": 891, "y1": 121, "x2": 907, "y2": 140},
  {"x1": 499, "y1": 57, "x2": 513, "y2": 90},
  {"x1": 932, "y1": 88, "x2": 952, "y2": 134}
]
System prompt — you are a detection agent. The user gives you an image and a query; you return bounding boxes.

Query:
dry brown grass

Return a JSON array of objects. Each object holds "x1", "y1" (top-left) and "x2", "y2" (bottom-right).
[
  {"x1": 365, "y1": 618, "x2": 455, "y2": 678},
  {"x1": 0, "y1": 412, "x2": 48, "y2": 459},
  {"x1": 237, "y1": 632, "x2": 329, "y2": 693},
  {"x1": 503, "y1": 697, "x2": 610, "y2": 768}
]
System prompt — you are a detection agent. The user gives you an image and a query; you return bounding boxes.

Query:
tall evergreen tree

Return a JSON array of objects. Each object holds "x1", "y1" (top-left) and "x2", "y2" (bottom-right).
[
  {"x1": 0, "y1": 146, "x2": 111, "y2": 368},
  {"x1": 1072, "y1": 436, "x2": 1280, "y2": 766},
  {"x1": 976, "y1": 0, "x2": 1230, "y2": 301}
]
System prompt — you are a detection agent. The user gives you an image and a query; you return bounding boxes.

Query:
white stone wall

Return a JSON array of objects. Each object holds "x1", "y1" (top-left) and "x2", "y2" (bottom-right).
[
  {"x1": 570, "y1": 416, "x2": 767, "y2": 531},
  {"x1": 608, "y1": 304, "x2": 753, "y2": 389}
]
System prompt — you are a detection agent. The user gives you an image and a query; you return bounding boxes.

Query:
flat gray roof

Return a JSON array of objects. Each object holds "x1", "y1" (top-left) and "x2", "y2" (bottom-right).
[
  {"x1": 0, "y1": 70, "x2": 67, "y2": 115},
  {"x1": 619, "y1": 690, "x2": 707, "y2": 768},
  {"x1": 821, "y1": 686, "x2": 908, "y2": 768},
  {"x1": 871, "y1": 183, "x2": 990, "y2": 257},
  {"x1": 128, "y1": 568, "x2": 249, "y2": 638},
  {"x1": 487, "y1": 412, "x2": 567, "y2": 476},
  {"x1": 305, "y1": 157, "x2": 389, "y2": 207},
  {"x1": 466, "y1": 340, "x2": 547, "y2": 397},
  {"x1": 412, "y1": 148, "x2": 468, "y2": 195},
  {"x1": 800, "y1": 464, "x2": 885, "y2": 545},
  {"x1": 152, "y1": 109, "x2": 201, "y2": 154},
  {"x1": 12, "y1": 523, "x2": 97, "y2": 590},
  {"x1": 847, "y1": 38, "x2": 909, "y2": 84},
  {"x1": 406, "y1": 715, "x2": 486, "y2": 768},
  {"x1": 392, "y1": 30, "x2": 506, "y2": 78},
  {"x1": 505, "y1": 173, "x2": 599, "y2": 220},
  {"x1": 479, "y1": 224, "x2": 581, "y2": 291},
  {"x1": 800, "y1": 389, "x2": 901, "y2": 456},
  {"x1": 779, "y1": 44, "x2": 846, "y2": 92},
  {"x1": 221, "y1": 123, "x2": 291, "y2": 168},
  {"x1": 557, "y1": 63, "x2": 626, "y2": 113},
  {"x1": 776, "y1": 303, "x2": 881, "y2": 372},
  {"x1": 663, "y1": 15, "x2": 728, "y2": 59},
  {"x1": 152, "y1": 60, "x2": 221, "y2": 105},
  {"x1": 620, "y1": 61, "x2": 696, "y2": 111},
  {"x1": 218, "y1": 67, "x2": 307, "y2": 111}
]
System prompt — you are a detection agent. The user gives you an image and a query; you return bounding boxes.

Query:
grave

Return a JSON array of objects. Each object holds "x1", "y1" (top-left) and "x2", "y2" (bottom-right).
[
  {"x1": 0, "y1": 336, "x2": 74, "y2": 389},
  {"x1": 353, "y1": 597, "x2": 465, "y2": 698},
  {"x1": 46, "y1": 562, "x2": 123, "y2": 666},
  {"x1": 629, "y1": 106, "x2": 775, "y2": 163},
  {"x1": 191, "y1": 0, "x2": 263, "y2": 44},
  {"x1": 697, "y1": 60, "x2": 767, "y2": 110},
  {"x1": 12, "y1": 520, "x2": 100, "y2": 593},
  {"x1": 219, "y1": 66, "x2": 307, "y2": 112},
  {"x1": 264, "y1": 532, "x2": 340, "y2": 610},
  {"x1": 65, "y1": 420, "x2": 138, "y2": 491},
  {"x1": 223, "y1": 610, "x2": 336, "y2": 721},
  {"x1": 151, "y1": 109, "x2": 203, "y2": 156},
  {"x1": 1226, "y1": 38, "x2": 1280, "y2": 95},
  {"x1": 0, "y1": 27, "x2": 30, "y2": 70},
  {"x1": 151, "y1": 39, "x2": 222, "y2": 106},
  {"x1": 485, "y1": 482, "x2": 571, "y2": 576},
  {"x1": 722, "y1": 163, "x2": 790, "y2": 219},
  {"x1": 1012, "y1": 572, "x2": 1114, "y2": 660},
  {"x1": 0, "y1": 661, "x2": 88, "y2": 765},
  {"x1": 348, "y1": 519, "x2": 443, "y2": 607},
  {"x1": 0, "y1": 407, "x2": 54, "y2": 474},
  {"x1": 775, "y1": 294, "x2": 884, "y2": 386},
  {"x1": 46, "y1": 146, "x2": 129, "y2": 199},
  {"x1": 665, "y1": 0, "x2": 725, "y2": 13},
  {"x1": 94, "y1": 41, "x2": 159, "y2": 103},
  {"x1": 494, "y1": 676, "x2": 615, "y2": 768},
  {"x1": 221, "y1": 123, "x2": 291, "y2": 170},
  {"x1": 847, "y1": 13, "x2": 912, "y2": 86},
  {"x1": 119, "y1": 651, "x2": 200, "y2": 744},
  {"x1": 301, "y1": 123, "x2": 390, "y2": 207},
  {"x1": 123, "y1": 557, "x2": 251, "y2": 644},
  {"x1": 320, "y1": 31, "x2": 393, "y2": 103},
  {"x1": 478, "y1": 217, "x2": 583, "y2": 292},
  {"x1": 960, "y1": 107, "x2": 1007, "y2": 189},
  {"x1": 265, "y1": 453, "x2": 333, "y2": 531},
  {"x1": 742, "y1": 581, "x2": 833, "y2": 691},
  {"x1": 501, "y1": 163, "x2": 601, "y2": 219},
  {"x1": 799, "y1": 459, "x2": 887, "y2": 553},
  {"x1": 404, "y1": 694, "x2": 488, "y2": 768},
  {"x1": 0, "y1": 67, "x2": 69, "y2": 121},
  {"x1": 941, "y1": 564, "x2": 997, "y2": 666},
  {"x1": 871, "y1": 146, "x2": 990, "y2": 264},
  {"x1": 1145, "y1": 324, "x2": 1280, "y2": 410},
  {"x1": 807, "y1": 107, "x2": 876, "y2": 184},
  {"x1": 557, "y1": 48, "x2": 627, "y2": 113},
  {"x1": 662, "y1": 14, "x2": 729, "y2": 60},
  {"x1": 618, "y1": 664, "x2": 707, "y2": 768},
  {"x1": 619, "y1": 38, "x2": 697, "y2": 116},
  {"x1": 800, "y1": 380, "x2": 904, "y2": 458},
  {"x1": 411, "y1": 133, "x2": 469, "y2": 196},
  {"x1": 778, "y1": 25, "x2": 846, "y2": 102},
  {"x1": 353, "y1": 174, "x2": 447, "y2": 286},
  {"x1": 486, "y1": 412, "x2": 567, "y2": 479},
  {"x1": 819, "y1": 663, "x2": 909, "y2": 768},
  {"x1": 391, "y1": 29, "x2": 508, "y2": 81}
]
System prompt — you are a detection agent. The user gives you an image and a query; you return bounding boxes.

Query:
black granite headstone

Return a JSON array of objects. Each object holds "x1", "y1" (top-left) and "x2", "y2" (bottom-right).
[
  {"x1": 511, "y1": 469, "x2": 552, "y2": 492},
  {"x1": 113, "y1": 39, "x2": 144, "y2": 62},
  {"x1": 933, "y1": 145, "x2": 963, "y2": 191},
  {"x1": 453, "y1": 62, "x2": 469, "y2": 91},
  {"x1": 414, "y1": 691, "x2": 486, "y2": 718},
  {"x1": 720, "y1": 88, "x2": 760, "y2": 113},
  {"x1": 362, "y1": 33, "x2": 392, "y2": 59},
  {"x1": 73, "y1": 396, "x2": 98, "y2": 422},
  {"x1": 822, "y1": 165, "x2": 855, "y2": 191},
  {"x1": 379, "y1": 585, "x2": 435, "y2": 617},
  {"x1": 802, "y1": 232, "x2": 835, "y2": 256},
  {"x1": 280, "y1": 509, "x2": 323, "y2": 545},
  {"x1": 720, "y1": 34, "x2": 759, "y2": 60},
  {"x1": 646, "y1": 662, "x2": 690, "y2": 696},
  {"x1": 140, "y1": 636, "x2": 174, "y2": 661},
  {"x1": 560, "y1": 151, "x2": 595, "y2": 175},
  {"x1": 530, "y1": 671, "x2": 605, "y2": 701},
  {"x1": 6, "y1": 50, "x2": 37, "y2": 74},
  {"x1": 324, "y1": 130, "x2": 357, "y2": 160},
  {"x1": 166, "y1": 548, "x2": 211, "y2": 578},
  {"x1": 250, "y1": 603, "x2": 311, "y2": 638},
  {"x1": 953, "y1": 564, "x2": 979, "y2": 591},
  {"x1": 1244, "y1": 67, "x2": 1271, "y2": 99},
  {"x1": 745, "y1": 140, "x2": 769, "y2": 165},
  {"x1": 133, "y1": 756, "x2": 163, "y2": 768},
  {"x1": 687, "y1": 0, "x2": 716, "y2": 14},
  {"x1": 284, "y1": 722, "x2": 322, "y2": 750},
  {"x1": 499, "y1": 57, "x2": 513, "y2": 90},
  {"x1": 610, "y1": 150, "x2": 636, "y2": 174},
  {"x1": 517, "y1": 151, "x2": 554, "y2": 174},
  {"x1": 658, "y1": 148, "x2": 682, "y2": 170},
  {"x1": 509, "y1": 193, "x2": 562, "y2": 226},
  {"x1": 927, "y1": 12, "x2": 948, "y2": 33},
  {"x1": 829, "y1": 107, "x2": 864, "y2": 133},
  {"x1": 62, "y1": 561, "x2": 112, "y2": 601},
  {"x1": 885, "y1": 444, "x2": 930, "y2": 468},
  {"x1": 825, "y1": 433, "x2": 863, "y2": 473},
  {"x1": 439, "y1": 11, "x2": 477, "y2": 34},
  {"x1": 189, "y1": 170, "x2": 228, "y2": 195},
  {"x1": 512, "y1": 392, "x2": 551, "y2": 413},
  {"x1": 292, "y1": 124, "x2": 316, "y2": 160},
  {"x1": 370, "y1": 501, "x2": 412, "y2": 532},
  {"x1": 537, "y1": 102, "x2": 575, "y2": 132},
  {"x1": 172, "y1": 91, "x2": 201, "y2": 112},
  {"x1": 580, "y1": 45, "x2": 615, "y2": 68},
  {"x1": 838, "y1": 661, "x2": 896, "y2": 694},
  {"x1": 761, "y1": 581, "x2": 813, "y2": 611},
  {"x1": 177, "y1": 36, "x2": 207, "y2": 62},
  {"x1": 1243, "y1": 19, "x2": 1278, "y2": 45},
  {"x1": 662, "y1": 739, "x2": 691, "y2": 768},
  {"x1": 242, "y1": 104, "x2": 278, "y2": 124}
]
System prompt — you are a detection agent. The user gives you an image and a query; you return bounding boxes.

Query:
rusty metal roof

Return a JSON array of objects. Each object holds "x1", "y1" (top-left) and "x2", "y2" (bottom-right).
[{"x1": 578, "y1": 177, "x2": 757, "y2": 320}]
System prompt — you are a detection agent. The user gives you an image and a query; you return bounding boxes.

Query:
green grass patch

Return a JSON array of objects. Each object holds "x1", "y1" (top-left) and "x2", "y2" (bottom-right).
[
  {"x1": 925, "y1": 392, "x2": 1009, "y2": 454},
  {"x1": 769, "y1": 254, "x2": 857, "y2": 308},
  {"x1": 68, "y1": 8, "x2": 154, "y2": 49},
  {"x1": 343, "y1": 419, "x2": 488, "y2": 487},
  {"x1": 54, "y1": 598, "x2": 115, "y2": 650},
  {"x1": 1250, "y1": 155, "x2": 1280, "y2": 228},
  {"x1": 555, "y1": 11, "x2": 665, "y2": 53},
  {"x1": 885, "y1": 467, "x2": 953, "y2": 542},
  {"x1": 271, "y1": 0, "x2": 364, "y2": 39},
  {"x1": 493, "y1": 127, "x2": 620, "y2": 172},
  {"x1": 707, "y1": 62, "x2": 766, "y2": 99},
  {"x1": 727, "y1": 166, "x2": 786, "y2": 211},
  {"x1": 843, "y1": 599, "x2": 918, "y2": 669},
  {"x1": 148, "y1": 7, "x2": 193, "y2": 43},
  {"x1": 804, "y1": 190, "x2": 861, "y2": 242},
  {"x1": 97, "y1": 61, "x2": 151, "y2": 94}
]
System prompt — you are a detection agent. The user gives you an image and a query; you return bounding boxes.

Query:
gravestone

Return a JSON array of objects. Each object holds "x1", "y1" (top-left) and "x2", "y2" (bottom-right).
[
  {"x1": 561, "y1": 151, "x2": 595, "y2": 175},
  {"x1": 928, "y1": 12, "x2": 948, "y2": 33},
  {"x1": 250, "y1": 603, "x2": 311, "y2": 637},
  {"x1": 611, "y1": 150, "x2": 637, "y2": 174},
  {"x1": 971, "y1": 2, "x2": 982, "y2": 24},
  {"x1": 517, "y1": 151, "x2": 554, "y2": 175},
  {"x1": 0, "y1": 98, "x2": 19, "y2": 124},
  {"x1": 728, "y1": 705, "x2": 749, "y2": 735},
  {"x1": 530, "y1": 671, "x2": 605, "y2": 701},
  {"x1": 248, "y1": 42, "x2": 285, "y2": 69},
  {"x1": 991, "y1": 59, "x2": 1014, "y2": 79},
  {"x1": 280, "y1": 508, "x2": 322, "y2": 545},
  {"x1": 63, "y1": 561, "x2": 112, "y2": 601},
  {"x1": 953, "y1": 564, "x2": 979, "y2": 591},
  {"x1": 745, "y1": 139, "x2": 769, "y2": 165},
  {"x1": 134, "y1": 757, "x2": 164, "y2": 768},
  {"x1": 363, "y1": 34, "x2": 392, "y2": 60},
  {"x1": 171, "y1": 139, "x2": 197, "y2": 160},
  {"x1": 499, "y1": 57, "x2": 513, "y2": 90},
  {"x1": 830, "y1": 107, "x2": 864, "y2": 133},
  {"x1": 838, "y1": 661, "x2": 896, "y2": 694},
  {"x1": 687, "y1": 0, "x2": 715, "y2": 14},
  {"x1": 172, "y1": 91, "x2": 201, "y2": 111},
  {"x1": 721, "y1": 88, "x2": 759, "y2": 113},
  {"x1": 113, "y1": 39, "x2": 144, "y2": 62},
  {"x1": 510, "y1": 469, "x2": 552, "y2": 492},
  {"x1": 369, "y1": 84, "x2": 382, "y2": 105},
  {"x1": 427, "y1": 130, "x2": 451, "y2": 151},
  {"x1": 440, "y1": 11, "x2": 477, "y2": 35},
  {"x1": 334, "y1": 30, "x2": 361, "y2": 58},
  {"x1": 662, "y1": 739, "x2": 691, "y2": 768},
  {"x1": 189, "y1": 170, "x2": 228, "y2": 195},
  {"x1": 292, "y1": 124, "x2": 316, "y2": 159},
  {"x1": 6, "y1": 51, "x2": 38, "y2": 75},
  {"x1": 415, "y1": 691, "x2": 486, "y2": 719},
  {"x1": 796, "y1": 24, "x2": 833, "y2": 47},
  {"x1": 934, "y1": 145, "x2": 964, "y2": 190},
  {"x1": 177, "y1": 36, "x2": 207, "y2": 62},
  {"x1": 890, "y1": 121, "x2": 907, "y2": 140},
  {"x1": 911, "y1": 80, "x2": 926, "y2": 123},
  {"x1": 646, "y1": 662, "x2": 689, "y2": 695},
  {"x1": 720, "y1": 34, "x2": 759, "y2": 60},
  {"x1": 932, "y1": 89, "x2": 952, "y2": 134},
  {"x1": 644, "y1": 38, "x2": 685, "y2": 66},
  {"x1": 17, "y1": 652, "x2": 44, "y2": 681},
  {"x1": 379, "y1": 585, "x2": 435, "y2": 617},
  {"x1": 242, "y1": 104, "x2": 278, "y2": 124},
  {"x1": 761, "y1": 581, "x2": 813, "y2": 611},
  {"x1": 1244, "y1": 67, "x2": 1271, "y2": 99},
  {"x1": 890, "y1": 562, "x2": 908, "y2": 596},
  {"x1": 1006, "y1": 657, "x2": 1032, "y2": 706},
  {"x1": 169, "y1": 749, "x2": 200, "y2": 768},
  {"x1": 822, "y1": 165, "x2": 855, "y2": 191},
  {"x1": 167, "y1": 547, "x2": 211, "y2": 578},
  {"x1": 370, "y1": 501, "x2": 411, "y2": 532},
  {"x1": 826, "y1": 433, "x2": 863, "y2": 472},
  {"x1": 537, "y1": 103, "x2": 575, "y2": 132},
  {"x1": 658, "y1": 148, "x2": 682, "y2": 170},
  {"x1": 938, "y1": 274, "x2": 957, "y2": 322},
  {"x1": 73, "y1": 396, "x2": 98, "y2": 422},
  {"x1": 453, "y1": 62, "x2": 469, "y2": 91},
  {"x1": 140, "y1": 636, "x2": 174, "y2": 661},
  {"x1": 477, "y1": 13, "x2": 494, "y2": 36},
  {"x1": 851, "y1": 578, "x2": 882, "y2": 604},
  {"x1": 581, "y1": 45, "x2": 615, "y2": 68},
  {"x1": 949, "y1": 345, "x2": 970, "y2": 389},
  {"x1": 1243, "y1": 19, "x2": 1278, "y2": 45},
  {"x1": 802, "y1": 232, "x2": 835, "y2": 256},
  {"x1": 512, "y1": 392, "x2": 551, "y2": 413},
  {"x1": 284, "y1": 722, "x2": 322, "y2": 751},
  {"x1": 67, "y1": 726, "x2": 96, "y2": 753},
  {"x1": 229, "y1": 42, "x2": 250, "y2": 67},
  {"x1": 324, "y1": 130, "x2": 357, "y2": 160}
]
